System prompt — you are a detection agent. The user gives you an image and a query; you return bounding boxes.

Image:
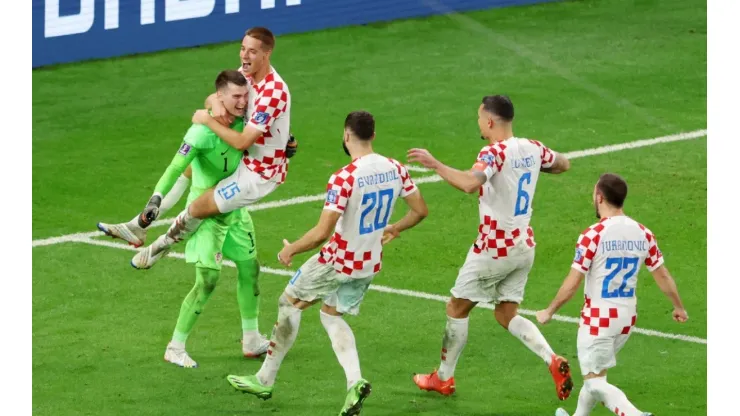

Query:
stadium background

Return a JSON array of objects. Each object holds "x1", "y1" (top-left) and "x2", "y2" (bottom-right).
[{"x1": 32, "y1": 0, "x2": 707, "y2": 414}]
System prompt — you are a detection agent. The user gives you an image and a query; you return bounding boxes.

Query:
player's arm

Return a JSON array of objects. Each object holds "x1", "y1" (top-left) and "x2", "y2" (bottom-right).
[
  {"x1": 407, "y1": 148, "x2": 488, "y2": 194},
  {"x1": 277, "y1": 210, "x2": 341, "y2": 267},
  {"x1": 649, "y1": 265, "x2": 688, "y2": 322},
  {"x1": 137, "y1": 142, "x2": 198, "y2": 227},
  {"x1": 536, "y1": 268, "x2": 586, "y2": 324},
  {"x1": 193, "y1": 114, "x2": 262, "y2": 151},
  {"x1": 383, "y1": 190, "x2": 428, "y2": 244},
  {"x1": 541, "y1": 153, "x2": 570, "y2": 174}
]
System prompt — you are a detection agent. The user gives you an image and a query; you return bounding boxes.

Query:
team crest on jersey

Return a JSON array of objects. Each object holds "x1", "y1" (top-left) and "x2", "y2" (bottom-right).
[
  {"x1": 480, "y1": 154, "x2": 495, "y2": 166},
  {"x1": 178, "y1": 143, "x2": 192, "y2": 156},
  {"x1": 574, "y1": 248, "x2": 584, "y2": 262},
  {"x1": 215, "y1": 252, "x2": 223, "y2": 264},
  {"x1": 253, "y1": 111, "x2": 269, "y2": 125},
  {"x1": 326, "y1": 190, "x2": 338, "y2": 204}
]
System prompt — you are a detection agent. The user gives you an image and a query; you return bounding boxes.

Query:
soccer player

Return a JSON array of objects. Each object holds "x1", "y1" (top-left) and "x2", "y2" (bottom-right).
[
  {"x1": 225, "y1": 111, "x2": 429, "y2": 416},
  {"x1": 536, "y1": 173, "x2": 688, "y2": 416},
  {"x1": 132, "y1": 26, "x2": 293, "y2": 268},
  {"x1": 408, "y1": 95, "x2": 574, "y2": 400},
  {"x1": 148, "y1": 69, "x2": 270, "y2": 366}
]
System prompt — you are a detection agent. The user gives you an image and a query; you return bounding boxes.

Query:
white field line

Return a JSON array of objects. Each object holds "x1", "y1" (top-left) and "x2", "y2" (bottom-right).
[
  {"x1": 67, "y1": 237, "x2": 707, "y2": 345},
  {"x1": 31, "y1": 129, "x2": 707, "y2": 248}
]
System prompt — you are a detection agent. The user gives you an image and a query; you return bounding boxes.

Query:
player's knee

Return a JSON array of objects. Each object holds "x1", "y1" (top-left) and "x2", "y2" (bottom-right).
[
  {"x1": 197, "y1": 267, "x2": 221, "y2": 294},
  {"x1": 446, "y1": 297, "x2": 473, "y2": 318},
  {"x1": 494, "y1": 302, "x2": 518, "y2": 329}
]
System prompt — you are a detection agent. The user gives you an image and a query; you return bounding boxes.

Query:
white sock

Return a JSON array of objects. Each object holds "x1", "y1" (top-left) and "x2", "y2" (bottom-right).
[
  {"x1": 586, "y1": 377, "x2": 643, "y2": 416},
  {"x1": 165, "y1": 207, "x2": 202, "y2": 243},
  {"x1": 573, "y1": 383, "x2": 598, "y2": 416},
  {"x1": 159, "y1": 175, "x2": 191, "y2": 216},
  {"x1": 256, "y1": 294, "x2": 302, "y2": 386},
  {"x1": 508, "y1": 315, "x2": 555, "y2": 365},
  {"x1": 320, "y1": 310, "x2": 362, "y2": 390},
  {"x1": 437, "y1": 315, "x2": 469, "y2": 381}
]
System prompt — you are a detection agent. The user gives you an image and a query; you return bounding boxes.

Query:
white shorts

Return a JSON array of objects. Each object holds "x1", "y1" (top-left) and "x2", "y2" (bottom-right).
[
  {"x1": 450, "y1": 246, "x2": 535, "y2": 305},
  {"x1": 213, "y1": 163, "x2": 279, "y2": 214},
  {"x1": 576, "y1": 312, "x2": 636, "y2": 376},
  {"x1": 284, "y1": 253, "x2": 374, "y2": 316}
]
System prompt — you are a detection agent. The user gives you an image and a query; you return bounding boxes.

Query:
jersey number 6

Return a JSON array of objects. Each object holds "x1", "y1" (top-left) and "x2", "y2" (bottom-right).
[{"x1": 514, "y1": 172, "x2": 532, "y2": 216}]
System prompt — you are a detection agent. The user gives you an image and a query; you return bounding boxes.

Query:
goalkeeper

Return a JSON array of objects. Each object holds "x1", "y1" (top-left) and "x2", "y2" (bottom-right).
[{"x1": 131, "y1": 70, "x2": 270, "y2": 366}]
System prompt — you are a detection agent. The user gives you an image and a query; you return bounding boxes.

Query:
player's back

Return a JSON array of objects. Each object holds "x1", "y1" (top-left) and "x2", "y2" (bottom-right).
[
  {"x1": 475, "y1": 137, "x2": 555, "y2": 257},
  {"x1": 320, "y1": 153, "x2": 415, "y2": 278},
  {"x1": 574, "y1": 215, "x2": 663, "y2": 310}
]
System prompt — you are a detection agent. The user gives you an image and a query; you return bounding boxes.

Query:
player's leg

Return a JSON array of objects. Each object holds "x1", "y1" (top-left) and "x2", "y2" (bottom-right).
[
  {"x1": 164, "y1": 265, "x2": 221, "y2": 368},
  {"x1": 226, "y1": 254, "x2": 332, "y2": 399},
  {"x1": 322, "y1": 277, "x2": 373, "y2": 416},
  {"x1": 493, "y1": 249, "x2": 573, "y2": 400},
  {"x1": 562, "y1": 329, "x2": 650, "y2": 416},
  {"x1": 97, "y1": 166, "x2": 192, "y2": 247},
  {"x1": 413, "y1": 249, "x2": 484, "y2": 395},
  {"x1": 137, "y1": 165, "x2": 277, "y2": 268}
]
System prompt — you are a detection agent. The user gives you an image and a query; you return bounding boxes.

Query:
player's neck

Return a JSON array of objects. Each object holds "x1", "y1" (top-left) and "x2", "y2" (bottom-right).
[
  {"x1": 350, "y1": 146, "x2": 374, "y2": 160},
  {"x1": 489, "y1": 128, "x2": 514, "y2": 144},
  {"x1": 252, "y1": 63, "x2": 272, "y2": 84},
  {"x1": 599, "y1": 206, "x2": 625, "y2": 219}
]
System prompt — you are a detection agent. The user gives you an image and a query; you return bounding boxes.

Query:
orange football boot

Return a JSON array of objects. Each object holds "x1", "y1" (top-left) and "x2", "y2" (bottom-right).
[
  {"x1": 413, "y1": 370, "x2": 456, "y2": 396},
  {"x1": 549, "y1": 355, "x2": 574, "y2": 400}
]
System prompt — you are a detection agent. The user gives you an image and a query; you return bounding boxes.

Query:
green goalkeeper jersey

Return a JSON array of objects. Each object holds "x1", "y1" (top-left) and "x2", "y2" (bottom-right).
[{"x1": 154, "y1": 117, "x2": 245, "y2": 202}]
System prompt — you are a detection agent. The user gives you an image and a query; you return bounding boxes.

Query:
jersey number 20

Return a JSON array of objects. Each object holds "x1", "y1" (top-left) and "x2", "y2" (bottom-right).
[
  {"x1": 602, "y1": 256, "x2": 639, "y2": 299},
  {"x1": 359, "y1": 189, "x2": 394, "y2": 235}
]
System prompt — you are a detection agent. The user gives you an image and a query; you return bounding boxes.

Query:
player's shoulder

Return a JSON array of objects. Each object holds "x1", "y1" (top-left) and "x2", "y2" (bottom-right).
[
  {"x1": 578, "y1": 218, "x2": 609, "y2": 238},
  {"x1": 263, "y1": 69, "x2": 289, "y2": 92},
  {"x1": 183, "y1": 123, "x2": 217, "y2": 147},
  {"x1": 328, "y1": 161, "x2": 359, "y2": 182},
  {"x1": 384, "y1": 156, "x2": 409, "y2": 171}
]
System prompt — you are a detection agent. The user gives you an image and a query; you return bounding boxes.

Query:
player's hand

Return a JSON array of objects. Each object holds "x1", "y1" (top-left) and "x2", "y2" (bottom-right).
[
  {"x1": 277, "y1": 239, "x2": 294, "y2": 267},
  {"x1": 192, "y1": 109, "x2": 213, "y2": 125},
  {"x1": 138, "y1": 195, "x2": 162, "y2": 228},
  {"x1": 286, "y1": 134, "x2": 298, "y2": 159},
  {"x1": 407, "y1": 148, "x2": 441, "y2": 170},
  {"x1": 535, "y1": 309, "x2": 552, "y2": 325},
  {"x1": 382, "y1": 224, "x2": 400, "y2": 245},
  {"x1": 672, "y1": 308, "x2": 689, "y2": 323},
  {"x1": 209, "y1": 100, "x2": 233, "y2": 126}
]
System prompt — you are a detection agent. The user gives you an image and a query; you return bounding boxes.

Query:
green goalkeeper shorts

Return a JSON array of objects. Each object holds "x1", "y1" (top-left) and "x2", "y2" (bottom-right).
[{"x1": 185, "y1": 207, "x2": 257, "y2": 270}]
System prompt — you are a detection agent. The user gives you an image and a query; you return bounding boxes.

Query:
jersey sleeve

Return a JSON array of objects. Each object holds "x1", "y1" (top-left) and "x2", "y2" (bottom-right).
[
  {"x1": 642, "y1": 227, "x2": 665, "y2": 272},
  {"x1": 571, "y1": 225, "x2": 602, "y2": 272},
  {"x1": 248, "y1": 81, "x2": 289, "y2": 133},
  {"x1": 471, "y1": 145, "x2": 502, "y2": 180},
  {"x1": 392, "y1": 160, "x2": 417, "y2": 197},
  {"x1": 183, "y1": 124, "x2": 216, "y2": 150},
  {"x1": 528, "y1": 139, "x2": 556, "y2": 169},
  {"x1": 153, "y1": 143, "x2": 196, "y2": 196},
  {"x1": 323, "y1": 167, "x2": 355, "y2": 213}
]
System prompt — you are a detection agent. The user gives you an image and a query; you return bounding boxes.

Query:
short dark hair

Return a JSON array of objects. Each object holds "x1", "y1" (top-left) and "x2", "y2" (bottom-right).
[
  {"x1": 481, "y1": 95, "x2": 514, "y2": 121},
  {"x1": 596, "y1": 173, "x2": 628, "y2": 208},
  {"x1": 345, "y1": 111, "x2": 375, "y2": 140},
  {"x1": 245, "y1": 27, "x2": 275, "y2": 51},
  {"x1": 215, "y1": 70, "x2": 247, "y2": 90}
]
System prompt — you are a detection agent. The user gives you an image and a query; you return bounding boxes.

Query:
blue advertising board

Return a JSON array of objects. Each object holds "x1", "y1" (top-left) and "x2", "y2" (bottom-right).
[{"x1": 33, "y1": 0, "x2": 554, "y2": 68}]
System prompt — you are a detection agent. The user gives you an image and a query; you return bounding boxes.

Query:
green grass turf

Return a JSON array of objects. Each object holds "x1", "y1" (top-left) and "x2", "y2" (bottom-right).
[{"x1": 33, "y1": 0, "x2": 706, "y2": 414}]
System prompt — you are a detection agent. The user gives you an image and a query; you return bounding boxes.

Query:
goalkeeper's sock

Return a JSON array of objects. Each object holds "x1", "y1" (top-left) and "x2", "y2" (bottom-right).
[
  {"x1": 320, "y1": 310, "x2": 362, "y2": 390},
  {"x1": 171, "y1": 267, "x2": 221, "y2": 345},
  {"x1": 437, "y1": 315, "x2": 469, "y2": 381},
  {"x1": 235, "y1": 258, "x2": 261, "y2": 340},
  {"x1": 507, "y1": 315, "x2": 555, "y2": 365},
  {"x1": 159, "y1": 174, "x2": 191, "y2": 217},
  {"x1": 257, "y1": 294, "x2": 301, "y2": 387}
]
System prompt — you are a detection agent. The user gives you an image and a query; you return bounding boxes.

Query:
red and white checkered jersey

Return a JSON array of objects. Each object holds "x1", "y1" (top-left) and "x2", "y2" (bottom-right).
[
  {"x1": 318, "y1": 153, "x2": 418, "y2": 278},
  {"x1": 572, "y1": 215, "x2": 664, "y2": 312},
  {"x1": 470, "y1": 137, "x2": 557, "y2": 258},
  {"x1": 240, "y1": 66, "x2": 291, "y2": 184}
]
